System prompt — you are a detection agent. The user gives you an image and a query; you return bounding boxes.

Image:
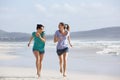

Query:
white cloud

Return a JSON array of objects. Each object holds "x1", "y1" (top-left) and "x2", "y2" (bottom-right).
[
  {"x1": 35, "y1": 2, "x2": 116, "y2": 17},
  {"x1": 1, "y1": 0, "x2": 120, "y2": 34},
  {"x1": 0, "y1": 7, "x2": 16, "y2": 14},
  {"x1": 35, "y1": 4, "x2": 46, "y2": 13},
  {"x1": 73, "y1": 2, "x2": 120, "y2": 18},
  {"x1": 34, "y1": 2, "x2": 120, "y2": 23},
  {"x1": 51, "y1": 3, "x2": 78, "y2": 14}
]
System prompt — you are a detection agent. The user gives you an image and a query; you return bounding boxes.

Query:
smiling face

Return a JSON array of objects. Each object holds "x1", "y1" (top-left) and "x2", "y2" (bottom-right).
[
  {"x1": 58, "y1": 22, "x2": 65, "y2": 32},
  {"x1": 36, "y1": 24, "x2": 44, "y2": 33},
  {"x1": 37, "y1": 27, "x2": 44, "y2": 33}
]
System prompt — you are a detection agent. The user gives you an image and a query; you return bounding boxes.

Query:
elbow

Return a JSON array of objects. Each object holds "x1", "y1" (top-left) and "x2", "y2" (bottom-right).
[
  {"x1": 54, "y1": 39, "x2": 57, "y2": 43},
  {"x1": 43, "y1": 39, "x2": 46, "y2": 43},
  {"x1": 54, "y1": 40, "x2": 56, "y2": 43},
  {"x1": 43, "y1": 40, "x2": 46, "y2": 43},
  {"x1": 54, "y1": 36, "x2": 58, "y2": 43}
]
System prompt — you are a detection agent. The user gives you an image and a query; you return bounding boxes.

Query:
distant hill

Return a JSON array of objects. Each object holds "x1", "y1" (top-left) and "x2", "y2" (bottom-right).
[
  {"x1": 0, "y1": 30, "x2": 31, "y2": 42},
  {"x1": 71, "y1": 26, "x2": 120, "y2": 40},
  {"x1": 0, "y1": 26, "x2": 120, "y2": 41}
]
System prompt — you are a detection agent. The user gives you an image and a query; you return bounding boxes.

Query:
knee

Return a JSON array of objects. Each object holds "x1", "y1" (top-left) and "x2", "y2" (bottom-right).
[
  {"x1": 36, "y1": 58, "x2": 40, "y2": 63},
  {"x1": 39, "y1": 59, "x2": 43, "y2": 64},
  {"x1": 59, "y1": 59, "x2": 62, "y2": 63},
  {"x1": 40, "y1": 61, "x2": 42, "y2": 65},
  {"x1": 63, "y1": 58, "x2": 67, "y2": 63}
]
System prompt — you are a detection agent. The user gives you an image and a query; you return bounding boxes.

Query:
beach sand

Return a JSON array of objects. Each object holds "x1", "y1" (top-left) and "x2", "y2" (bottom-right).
[
  {"x1": 0, "y1": 54, "x2": 18, "y2": 60},
  {"x1": 0, "y1": 42, "x2": 120, "y2": 80},
  {"x1": 0, "y1": 67, "x2": 120, "y2": 80}
]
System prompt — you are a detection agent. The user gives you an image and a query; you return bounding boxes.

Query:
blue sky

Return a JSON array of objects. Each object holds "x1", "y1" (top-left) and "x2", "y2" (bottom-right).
[{"x1": 0, "y1": 0, "x2": 120, "y2": 34}]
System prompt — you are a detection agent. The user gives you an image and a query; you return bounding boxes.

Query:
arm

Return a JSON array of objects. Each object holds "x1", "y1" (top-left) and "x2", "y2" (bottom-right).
[
  {"x1": 39, "y1": 35, "x2": 46, "y2": 43},
  {"x1": 54, "y1": 35, "x2": 59, "y2": 43},
  {"x1": 28, "y1": 36, "x2": 33, "y2": 47},
  {"x1": 68, "y1": 35, "x2": 72, "y2": 47}
]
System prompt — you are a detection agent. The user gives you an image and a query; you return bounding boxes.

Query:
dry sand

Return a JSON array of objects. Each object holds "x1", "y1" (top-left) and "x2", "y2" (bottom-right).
[{"x1": 0, "y1": 67, "x2": 120, "y2": 80}]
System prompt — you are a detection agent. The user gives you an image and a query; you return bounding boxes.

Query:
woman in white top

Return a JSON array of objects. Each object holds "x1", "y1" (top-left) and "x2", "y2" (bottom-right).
[{"x1": 54, "y1": 22, "x2": 72, "y2": 77}]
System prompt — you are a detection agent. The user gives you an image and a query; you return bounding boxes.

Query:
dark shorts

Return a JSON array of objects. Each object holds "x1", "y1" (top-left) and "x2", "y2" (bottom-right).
[
  {"x1": 57, "y1": 47, "x2": 69, "y2": 56},
  {"x1": 33, "y1": 49, "x2": 45, "y2": 54}
]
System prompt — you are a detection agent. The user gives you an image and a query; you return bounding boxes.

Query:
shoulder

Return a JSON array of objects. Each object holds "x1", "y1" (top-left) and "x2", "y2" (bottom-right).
[
  {"x1": 55, "y1": 30, "x2": 59, "y2": 33},
  {"x1": 55, "y1": 30, "x2": 60, "y2": 35},
  {"x1": 66, "y1": 31, "x2": 70, "y2": 36},
  {"x1": 55, "y1": 30, "x2": 60, "y2": 34},
  {"x1": 67, "y1": 31, "x2": 70, "y2": 35},
  {"x1": 32, "y1": 32, "x2": 36, "y2": 36},
  {"x1": 54, "y1": 30, "x2": 60, "y2": 37}
]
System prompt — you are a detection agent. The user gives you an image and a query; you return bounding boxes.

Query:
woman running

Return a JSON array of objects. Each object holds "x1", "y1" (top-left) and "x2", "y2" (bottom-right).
[
  {"x1": 28, "y1": 24, "x2": 46, "y2": 78},
  {"x1": 54, "y1": 22, "x2": 72, "y2": 77}
]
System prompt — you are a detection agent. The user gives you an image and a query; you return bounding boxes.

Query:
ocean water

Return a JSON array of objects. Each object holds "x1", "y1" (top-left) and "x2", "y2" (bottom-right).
[
  {"x1": 0, "y1": 40, "x2": 120, "y2": 76},
  {"x1": 72, "y1": 40, "x2": 120, "y2": 56},
  {"x1": 1, "y1": 40, "x2": 120, "y2": 56}
]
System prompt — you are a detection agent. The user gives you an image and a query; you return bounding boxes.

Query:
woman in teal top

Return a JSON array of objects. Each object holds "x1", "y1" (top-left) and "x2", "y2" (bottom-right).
[
  {"x1": 32, "y1": 31, "x2": 45, "y2": 53},
  {"x1": 28, "y1": 24, "x2": 46, "y2": 79}
]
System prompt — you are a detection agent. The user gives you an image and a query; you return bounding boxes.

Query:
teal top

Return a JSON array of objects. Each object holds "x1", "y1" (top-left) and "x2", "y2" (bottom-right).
[{"x1": 32, "y1": 32, "x2": 45, "y2": 52}]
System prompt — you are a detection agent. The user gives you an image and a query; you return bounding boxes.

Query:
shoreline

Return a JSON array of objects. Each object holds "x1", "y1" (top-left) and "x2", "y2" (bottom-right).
[
  {"x1": 0, "y1": 42, "x2": 120, "y2": 80},
  {"x1": 0, "y1": 53, "x2": 19, "y2": 60},
  {"x1": 0, "y1": 67, "x2": 120, "y2": 80}
]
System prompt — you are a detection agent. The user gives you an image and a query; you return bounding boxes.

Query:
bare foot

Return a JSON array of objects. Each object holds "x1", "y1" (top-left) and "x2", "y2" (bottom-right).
[
  {"x1": 38, "y1": 76, "x2": 40, "y2": 80},
  {"x1": 63, "y1": 73, "x2": 67, "y2": 77},
  {"x1": 37, "y1": 72, "x2": 40, "y2": 78}
]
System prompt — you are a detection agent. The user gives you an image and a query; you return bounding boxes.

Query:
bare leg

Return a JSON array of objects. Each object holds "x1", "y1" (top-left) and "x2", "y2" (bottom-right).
[
  {"x1": 39, "y1": 54, "x2": 44, "y2": 76},
  {"x1": 58, "y1": 55, "x2": 63, "y2": 73},
  {"x1": 63, "y1": 53, "x2": 68, "y2": 77},
  {"x1": 33, "y1": 51, "x2": 40, "y2": 78}
]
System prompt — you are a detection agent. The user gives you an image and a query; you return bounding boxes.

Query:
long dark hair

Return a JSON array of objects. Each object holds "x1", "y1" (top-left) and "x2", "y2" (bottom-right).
[
  {"x1": 65, "y1": 24, "x2": 70, "y2": 31},
  {"x1": 59, "y1": 22, "x2": 70, "y2": 31},
  {"x1": 36, "y1": 24, "x2": 44, "y2": 30}
]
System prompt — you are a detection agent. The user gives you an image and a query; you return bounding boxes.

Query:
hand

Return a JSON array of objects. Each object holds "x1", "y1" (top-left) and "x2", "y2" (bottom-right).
[
  {"x1": 70, "y1": 44, "x2": 73, "y2": 47},
  {"x1": 39, "y1": 35, "x2": 42, "y2": 38},
  {"x1": 36, "y1": 32, "x2": 40, "y2": 37},
  {"x1": 28, "y1": 43, "x2": 30, "y2": 47}
]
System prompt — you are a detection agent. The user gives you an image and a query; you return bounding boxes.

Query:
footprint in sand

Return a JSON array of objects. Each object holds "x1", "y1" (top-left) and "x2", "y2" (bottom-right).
[{"x1": 48, "y1": 77, "x2": 69, "y2": 80}]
